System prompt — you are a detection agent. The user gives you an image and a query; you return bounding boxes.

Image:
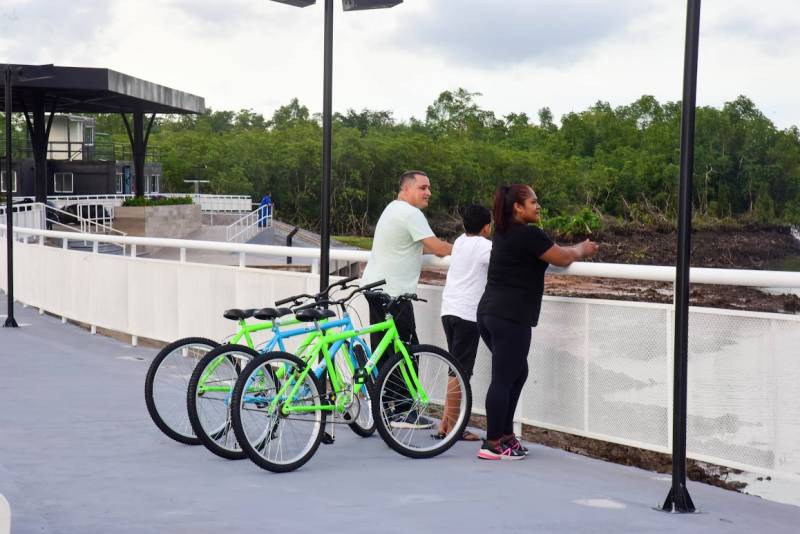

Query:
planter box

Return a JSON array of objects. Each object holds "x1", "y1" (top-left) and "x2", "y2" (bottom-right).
[{"x1": 115, "y1": 204, "x2": 202, "y2": 241}]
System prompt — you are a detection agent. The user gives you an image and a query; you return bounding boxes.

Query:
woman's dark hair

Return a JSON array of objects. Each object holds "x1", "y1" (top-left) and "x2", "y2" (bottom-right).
[
  {"x1": 492, "y1": 184, "x2": 532, "y2": 234},
  {"x1": 462, "y1": 204, "x2": 491, "y2": 234}
]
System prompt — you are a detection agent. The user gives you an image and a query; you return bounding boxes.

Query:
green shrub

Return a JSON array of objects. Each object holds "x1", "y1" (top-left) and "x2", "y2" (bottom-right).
[
  {"x1": 122, "y1": 196, "x2": 193, "y2": 207},
  {"x1": 542, "y1": 207, "x2": 601, "y2": 238}
]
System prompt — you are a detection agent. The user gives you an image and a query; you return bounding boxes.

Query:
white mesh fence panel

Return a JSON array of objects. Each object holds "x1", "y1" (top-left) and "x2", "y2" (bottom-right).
[{"x1": 686, "y1": 309, "x2": 800, "y2": 477}]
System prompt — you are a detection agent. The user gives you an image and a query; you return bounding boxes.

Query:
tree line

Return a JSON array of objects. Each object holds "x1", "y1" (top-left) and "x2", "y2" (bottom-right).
[{"x1": 85, "y1": 90, "x2": 800, "y2": 234}]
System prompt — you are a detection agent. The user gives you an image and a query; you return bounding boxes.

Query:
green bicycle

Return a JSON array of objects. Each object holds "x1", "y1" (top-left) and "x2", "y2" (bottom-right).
[
  {"x1": 230, "y1": 282, "x2": 472, "y2": 472},
  {"x1": 144, "y1": 275, "x2": 357, "y2": 446}
]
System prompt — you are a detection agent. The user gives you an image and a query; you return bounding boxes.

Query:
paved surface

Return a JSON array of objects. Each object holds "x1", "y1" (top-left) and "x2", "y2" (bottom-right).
[{"x1": 1, "y1": 298, "x2": 799, "y2": 534}]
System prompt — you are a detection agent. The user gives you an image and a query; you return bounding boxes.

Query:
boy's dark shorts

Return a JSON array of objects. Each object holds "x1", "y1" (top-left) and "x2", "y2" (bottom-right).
[{"x1": 441, "y1": 315, "x2": 479, "y2": 379}]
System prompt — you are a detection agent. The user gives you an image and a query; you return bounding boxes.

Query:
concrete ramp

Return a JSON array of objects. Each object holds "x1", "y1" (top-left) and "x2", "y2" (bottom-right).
[{"x1": 244, "y1": 226, "x2": 277, "y2": 245}]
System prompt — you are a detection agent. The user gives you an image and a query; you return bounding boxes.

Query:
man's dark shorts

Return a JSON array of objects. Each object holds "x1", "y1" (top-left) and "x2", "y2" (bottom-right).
[{"x1": 441, "y1": 315, "x2": 479, "y2": 379}]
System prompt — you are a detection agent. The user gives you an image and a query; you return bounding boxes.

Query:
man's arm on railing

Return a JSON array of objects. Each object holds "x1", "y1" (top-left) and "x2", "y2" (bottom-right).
[{"x1": 421, "y1": 236, "x2": 452, "y2": 258}]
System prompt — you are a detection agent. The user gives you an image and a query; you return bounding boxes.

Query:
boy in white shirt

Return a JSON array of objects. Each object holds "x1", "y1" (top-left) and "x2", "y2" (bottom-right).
[{"x1": 435, "y1": 205, "x2": 492, "y2": 441}]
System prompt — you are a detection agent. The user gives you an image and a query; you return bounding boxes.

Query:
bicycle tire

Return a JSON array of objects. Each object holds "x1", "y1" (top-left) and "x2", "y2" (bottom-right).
[
  {"x1": 231, "y1": 351, "x2": 326, "y2": 473},
  {"x1": 373, "y1": 344, "x2": 471, "y2": 459},
  {"x1": 144, "y1": 337, "x2": 219, "y2": 445},
  {"x1": 187, "y1": 344, "x2": 260, "y2": 460}
]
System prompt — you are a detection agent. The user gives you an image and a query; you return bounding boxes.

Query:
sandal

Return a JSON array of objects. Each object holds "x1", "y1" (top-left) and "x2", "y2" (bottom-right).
[
  {"x1": 460, "y1": 430, "x2": 481, "y2": 442},
  {"x1": 431, "y1": 430, "x2": 482, "y2": 441}
]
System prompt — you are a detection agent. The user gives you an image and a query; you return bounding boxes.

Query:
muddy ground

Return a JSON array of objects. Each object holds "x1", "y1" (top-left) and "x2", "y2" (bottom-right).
[{"x1": 422, "y1": 224, "x2": 800, "y2": 314}]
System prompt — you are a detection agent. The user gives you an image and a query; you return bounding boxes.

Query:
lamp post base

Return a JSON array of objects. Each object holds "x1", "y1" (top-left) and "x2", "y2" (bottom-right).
[
  {"x1": 660, "y1": 485, "x2": 696, "y2": 513},
  {"x1": 3, "y1": 317, "x2": 19, "y2": 328}
]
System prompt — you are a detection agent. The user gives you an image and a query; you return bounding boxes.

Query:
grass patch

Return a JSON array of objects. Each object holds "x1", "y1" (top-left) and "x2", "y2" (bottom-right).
[{"x1": 333, "y1": 235, "x2": 373, "y2": 249}]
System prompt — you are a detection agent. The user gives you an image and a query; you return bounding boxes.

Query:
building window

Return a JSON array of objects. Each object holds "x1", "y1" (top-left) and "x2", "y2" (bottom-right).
[
  {"x1": 54, "y1": 172, "x2": 74, "y2": 193},
  {"x1": 116, "y1": 173, "x2": 123, "y2": 194},
  {"x1": 84, "y1": 126, "x2": 95, "y2": 145},
  {"x1": 0, "y1": 171, "x2": 17, "y2": 193},
  {"x1": 149, "y1": 174, "x2": 159, "y2": 194}
]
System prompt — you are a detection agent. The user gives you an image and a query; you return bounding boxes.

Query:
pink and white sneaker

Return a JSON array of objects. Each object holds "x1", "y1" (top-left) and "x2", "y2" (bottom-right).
[
  {"x1": 503, "y1": 435, "x2": 529, "y2": 455},
  {"x1": 478, "y1": 440, "x2": 526, "y2": 460}
]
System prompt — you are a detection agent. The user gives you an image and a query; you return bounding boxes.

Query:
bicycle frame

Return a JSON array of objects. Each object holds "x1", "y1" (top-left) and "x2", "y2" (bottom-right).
[
  {"x1": 199, "y1": 313, "x2": 372, "y2": 396},
  {"x1": 271, "y1": 314, "x2": 428, "y2": 416}
]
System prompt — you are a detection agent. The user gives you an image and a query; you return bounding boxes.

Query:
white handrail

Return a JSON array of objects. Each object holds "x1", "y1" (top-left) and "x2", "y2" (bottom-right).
[
  {"x1": 18, "y1": 194, "x2": 253, "y2": 213},
  {"x1": 38, "y1": 203, "x2": 126, "y2": 237},
  {"x1": 226, "y1": 206, "x2": 273, "y2": 242},
  {"x1": 3, "y1": 224, "x2": 800, "y2": 288}
]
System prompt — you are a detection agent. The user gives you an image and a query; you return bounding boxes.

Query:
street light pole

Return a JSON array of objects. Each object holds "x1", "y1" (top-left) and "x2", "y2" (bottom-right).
[
  {"x1": 319, "y1": 0, "x2": 334, "y2": 295},
  {"x1": 270, "y1": 0, "x2": 402, "y2": 294},
  {"x1": 661, "y1": 0, "x2": 701, "y2": 514},
  {"x1": 3, "y1": 65, "x2": 19, "y2": 327}
]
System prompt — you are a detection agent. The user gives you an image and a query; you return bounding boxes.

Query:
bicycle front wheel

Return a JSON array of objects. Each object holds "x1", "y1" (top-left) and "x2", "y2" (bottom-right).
[
  {"x1": 187, "y1": 344, "x2": 260, "y2": 460},
  {"x1": 145, "y1": 337, "x2": 219, "y2": 445},
  {"x1": 373, "y1": 344, "x2": 471, "y2": 459},
  {"x1": 231, "y1": 352, "x2": 325, "y2": 473}
]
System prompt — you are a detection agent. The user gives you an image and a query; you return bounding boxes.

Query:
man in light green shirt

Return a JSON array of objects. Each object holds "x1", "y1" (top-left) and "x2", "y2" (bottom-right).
[
  {"x1": 362, "y1": 171, "x2": 452, "y2": 294},
  {"x1": 362, "y1": 170, "x2": 452, "y2": 429}
]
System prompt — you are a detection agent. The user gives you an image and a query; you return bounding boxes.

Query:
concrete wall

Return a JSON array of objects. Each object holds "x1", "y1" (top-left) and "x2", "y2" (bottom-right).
[{"x1": 115, "y1": 204, "x2": 201, "y2": 241}]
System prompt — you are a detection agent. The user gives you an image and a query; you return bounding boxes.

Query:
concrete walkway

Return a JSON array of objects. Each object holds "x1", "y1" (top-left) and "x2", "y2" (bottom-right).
[{"x1": 1, "y1": 298, "x2": 799, "y2": 533}]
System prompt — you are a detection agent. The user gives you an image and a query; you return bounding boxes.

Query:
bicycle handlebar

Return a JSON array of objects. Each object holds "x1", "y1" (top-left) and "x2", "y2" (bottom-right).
[
  {"x1": 358, "y1": 279, "x2": 386, "y2": 292},
  {"x1": 294, "y1": 280, "x2": 387, "y2": 312},
  {"x1": 274, "y1": 275, "x2": 360, "y2": 306}
]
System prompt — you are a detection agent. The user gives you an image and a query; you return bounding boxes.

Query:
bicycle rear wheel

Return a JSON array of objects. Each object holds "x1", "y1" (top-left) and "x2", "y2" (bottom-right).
[
  {"x1": 145, "y1": 337, "x2": 219, "y2": 445},
  {"x1": 187, "y1": 344, "x2": 260, "y2": 460},
  {"x1": 373, "y1": 344, "x2": 471, "y2": 459},
  {"x1": 231, "y1": 352, "x2": 325, "y2": 473}
]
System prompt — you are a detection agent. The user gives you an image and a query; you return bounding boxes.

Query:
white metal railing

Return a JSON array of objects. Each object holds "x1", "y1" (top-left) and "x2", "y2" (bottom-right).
[
  {"x1": 155, "y1": 194, "x2": 252, "y2": 213},
  {"x1": 0, "y1": 203, "x2": 46, "y2": 230},
  {"x1": 19, "y1": 194, "x2": 253, "y2": 214},
  {"x1": 3, "y1": 224, "x2": 800, "y2": 287},
  {"x1": 2, "y1": 225, "x2": 800, "y2": 485},
  {"x1": 9, "y1": 202, "x2": 125, "y2": 237},
  {"x1": 1, "y1": 203, "x2": 127, "y2": 254},
  {"x1": 226, "y1": 205, "x2": 273, "y2": 242}
]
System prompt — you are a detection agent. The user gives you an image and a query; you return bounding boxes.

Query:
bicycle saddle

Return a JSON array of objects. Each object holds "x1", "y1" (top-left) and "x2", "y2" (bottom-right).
[
  {"x1": 222, "y1": 308, "x2": 257, "y2": 321},
  {"x1": 253, "y1": 307, "x2": 294, "y2": 321},
  {"x1": 295, "y1": 308, "x2": 337, "y2": 322}
]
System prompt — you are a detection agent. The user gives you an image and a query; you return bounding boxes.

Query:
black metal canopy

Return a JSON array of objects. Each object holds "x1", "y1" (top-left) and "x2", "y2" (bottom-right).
[
  {"x1": 1, "y1": 63, "x2": 206, "y2": 203},
  {"x1": 0, "y1": 64, "x2": 205, "y2": 115}
]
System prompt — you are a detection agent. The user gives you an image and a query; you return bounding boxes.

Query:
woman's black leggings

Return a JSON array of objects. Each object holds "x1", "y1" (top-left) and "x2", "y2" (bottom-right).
[{"x1": 477, "y1": 314, "x2": 531, "y2": 441}]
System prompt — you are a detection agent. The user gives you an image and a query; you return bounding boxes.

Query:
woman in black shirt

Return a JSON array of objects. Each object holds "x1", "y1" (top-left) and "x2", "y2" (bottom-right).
[{"x1": 476, "y1": 184, "x2": 598, "y2": 460}]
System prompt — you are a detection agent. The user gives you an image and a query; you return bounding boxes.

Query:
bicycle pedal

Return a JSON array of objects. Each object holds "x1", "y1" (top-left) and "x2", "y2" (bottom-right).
[{"x1": 321, "y1": 432, "x2": 335, "y2": 445}]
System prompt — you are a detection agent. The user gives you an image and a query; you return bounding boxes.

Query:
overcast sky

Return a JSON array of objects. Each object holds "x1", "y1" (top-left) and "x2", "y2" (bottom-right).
[{"x1": 2, "y1": 0, "x2": 799, "y2": 128}]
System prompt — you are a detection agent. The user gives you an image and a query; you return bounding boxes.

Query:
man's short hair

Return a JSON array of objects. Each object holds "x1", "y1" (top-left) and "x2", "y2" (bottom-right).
[
  {"x1": 462, "y1": 204, "x2": 491, "y2": 234},
  {"x1": 398, "y1": 170, "x2": 428, "y2": 191}
]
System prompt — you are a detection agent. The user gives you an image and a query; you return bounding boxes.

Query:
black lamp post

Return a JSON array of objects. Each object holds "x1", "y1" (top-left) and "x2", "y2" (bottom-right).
[
  {"x1": 3, "y1": 65, "x2": 18, "y2": 327},
  {"x1": 270, "y1": 0, "x2": 403, "y2": 294},
  {"x1": 660, "y1": 0, "x2": 701, "y2": 514},
  {"x1": 2, "y1": 64, "x2": 53, "y2": 328}
]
